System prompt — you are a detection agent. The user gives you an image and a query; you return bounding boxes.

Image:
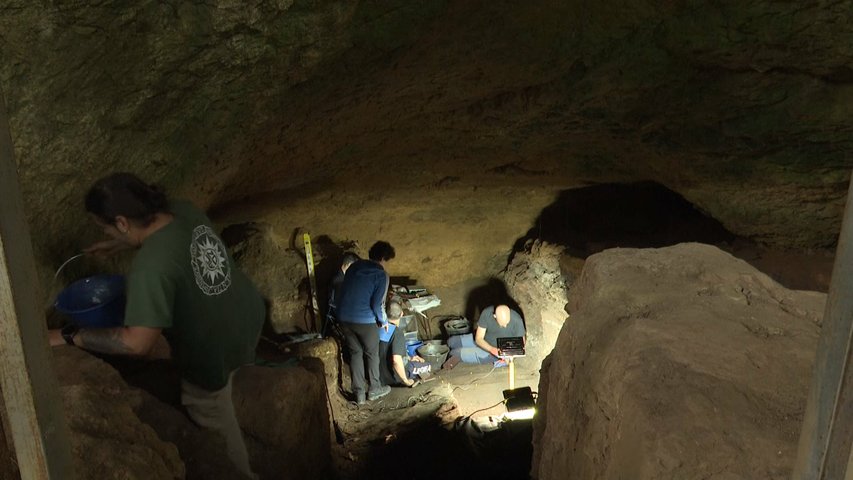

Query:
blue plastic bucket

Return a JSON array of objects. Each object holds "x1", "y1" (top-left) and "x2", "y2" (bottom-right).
[
  {"x1": 406, "y1": 340, "x2": 423, "y2": 358},
  {"x1": 54, "y1": 274, "x2": 126, "y2": 328}
]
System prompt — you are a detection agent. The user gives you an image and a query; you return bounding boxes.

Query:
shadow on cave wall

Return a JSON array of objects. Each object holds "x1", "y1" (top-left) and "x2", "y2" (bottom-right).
[
  {"x1": 514, "y1": 181, "x2": 736, "y2": 257},
  {"x1": 464, "y1": 277, "x2": 524, "y2": 326}
]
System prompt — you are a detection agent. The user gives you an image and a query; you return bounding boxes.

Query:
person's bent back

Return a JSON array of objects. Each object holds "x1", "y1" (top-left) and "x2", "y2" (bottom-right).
[
  {"x1": 337, "y1": 246, "x2": 393, "y2": 326},
  {"x1": 336, "y1": 241, "x2": 395, "y2": 405}
]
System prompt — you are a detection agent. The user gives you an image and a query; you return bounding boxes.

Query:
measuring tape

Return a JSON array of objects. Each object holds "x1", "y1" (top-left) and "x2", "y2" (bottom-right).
[{"x1": 303, "y1": 233, "x2": 320, "y2": 331}]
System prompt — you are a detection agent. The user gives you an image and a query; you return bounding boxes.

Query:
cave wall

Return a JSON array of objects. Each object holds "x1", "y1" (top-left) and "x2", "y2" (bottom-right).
[
  {"x1": 223, "y1": 183, "x2": 559, "y2": 332},
  {"x1": 0, "y1": 0, "x2": 447, "y2": 283},
  {"x1": 2, "y1": 0, "x2": 852, "y2": 291}
]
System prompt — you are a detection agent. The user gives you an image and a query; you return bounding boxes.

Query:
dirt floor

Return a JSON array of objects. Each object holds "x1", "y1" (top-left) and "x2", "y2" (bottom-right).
[{"x1": 256, "y1": 326, "x2": 538, "y2": 480}]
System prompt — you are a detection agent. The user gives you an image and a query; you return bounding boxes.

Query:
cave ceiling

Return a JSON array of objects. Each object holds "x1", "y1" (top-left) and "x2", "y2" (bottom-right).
[{"x1": 2, "y1": 0, "x2": 852, "y2": 276}]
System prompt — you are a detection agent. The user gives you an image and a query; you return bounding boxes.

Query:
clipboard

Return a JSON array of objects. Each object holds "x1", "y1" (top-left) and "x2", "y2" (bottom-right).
[{"x1": 379, "y1": 323, "x2": 396, "y2": 342}]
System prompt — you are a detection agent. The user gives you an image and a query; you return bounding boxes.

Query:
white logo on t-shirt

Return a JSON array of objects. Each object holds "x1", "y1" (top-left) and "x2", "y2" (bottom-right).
[{"x1": 190, "y1": 225, "x2": 231, "y2": 296}]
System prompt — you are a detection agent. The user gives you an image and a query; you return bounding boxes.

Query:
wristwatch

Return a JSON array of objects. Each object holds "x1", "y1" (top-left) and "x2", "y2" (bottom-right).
[{"x1": 61, "y1": 324, "x2": 79, "y2": 346}]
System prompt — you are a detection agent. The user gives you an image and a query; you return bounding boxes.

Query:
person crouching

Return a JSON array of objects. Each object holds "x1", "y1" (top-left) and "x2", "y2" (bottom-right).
[{"x1": 379, "y1": 300, "x2": 431, "y2": 387}]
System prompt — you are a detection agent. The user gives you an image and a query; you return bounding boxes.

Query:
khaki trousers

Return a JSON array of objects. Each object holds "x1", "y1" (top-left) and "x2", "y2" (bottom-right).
[{"x1": 181, "y1": 373, "x2": 258, "y2": 480}]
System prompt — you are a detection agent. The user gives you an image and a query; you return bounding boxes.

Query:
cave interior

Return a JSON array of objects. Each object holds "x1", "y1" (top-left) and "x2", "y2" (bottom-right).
[{"x1": 1, "y1": 1, "x2": 851, "y2": 479}]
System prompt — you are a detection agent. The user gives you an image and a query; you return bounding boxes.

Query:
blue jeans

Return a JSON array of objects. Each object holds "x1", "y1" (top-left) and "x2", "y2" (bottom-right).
[{"x1": 447, "y1": 334, "x2": 496, "y2": 364}]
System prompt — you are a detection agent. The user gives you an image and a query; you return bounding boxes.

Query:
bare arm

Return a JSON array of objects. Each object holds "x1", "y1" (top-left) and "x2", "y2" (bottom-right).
[
  {"x1": 49, "y1": 326, "x2": 162, "y2": 357},
  {"x1": 392, "y1": 354, "x2": 414, "y2": 387},
  {"x1": 475, "y1": 326, "x2": 500, "y2": 357},
  {"x1": 83, "y1": 239, "x2": 133, "y2": 259}
]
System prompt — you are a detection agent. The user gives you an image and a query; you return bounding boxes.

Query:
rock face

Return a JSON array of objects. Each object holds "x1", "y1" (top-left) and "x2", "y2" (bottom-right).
[
  {"x1": 502, "y1": 240, "x2": 570, "y2": 367},
  {"x1": 533, "y1": 243, "x2": 825, "y2": 480},
  {"x1": 0, "y1": 0, "x2": 448, "y2": 284},
  {"x1": 234, "y1": 361, "x2": 332, "y2": 480},
  {"x1": 221, "y1": 185, "x2": 560, "y2": 333},
  {"x1": 1, "y1": 1, "x2": 851, "y2": 292},
  {"x1": 227, "y1": 222, "x2": 310, "y2": 333},
  {"x1": 52, "y1": 348, "x2": 186, "y2": 480}
]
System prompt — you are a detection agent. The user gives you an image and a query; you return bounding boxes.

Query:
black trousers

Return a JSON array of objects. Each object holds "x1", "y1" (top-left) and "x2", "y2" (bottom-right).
[{"x1": 340, "y1": 322, "x2": 381, "y2": 396}]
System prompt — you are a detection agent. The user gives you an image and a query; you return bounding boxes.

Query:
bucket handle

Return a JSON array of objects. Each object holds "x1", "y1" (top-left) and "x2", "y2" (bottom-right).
[
  {"x1": 46, "y1": 253, "x2": 84, "y2": 310},
  {"x1": 54, "y1": 253, "x2": 84, "y2": 281}
]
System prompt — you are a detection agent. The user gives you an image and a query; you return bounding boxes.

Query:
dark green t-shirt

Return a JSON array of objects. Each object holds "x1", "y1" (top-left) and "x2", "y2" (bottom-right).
[
  {"x1": 124, "y1": 201, "x2": 265, "y2": 391},
  {"x1": 478, "y1": 306, "x2": 525, "y2": 347},
  {"x1": 379, "y1": 326, "x2": 407, "y2": 386}
]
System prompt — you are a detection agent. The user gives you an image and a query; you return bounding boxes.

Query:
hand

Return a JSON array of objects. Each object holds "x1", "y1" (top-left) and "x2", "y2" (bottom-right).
[
  {"x1": 407, "y1": 379, "x2": 418, "y2": 388},
  {"x1": 382, "y1": 323, "x2": 389, "y2": 332},
  {"x1": 491, "y1": 347, "x2": 501, "y2": 357},
  {"x1": 48, "y1": 329, "x2": 65, "y2": 347},
  {"x1": 84, "y1": 239, "x2": 129, "y2": 259},
  {"x1": 411, "y1": 355, "x2": 425, "y2": 363}
]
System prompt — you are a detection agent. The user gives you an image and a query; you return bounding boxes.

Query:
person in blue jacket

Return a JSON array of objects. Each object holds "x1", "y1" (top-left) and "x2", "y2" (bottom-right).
[{"x1": 336, "y1": 241, "x2": 395, "y2": 405}]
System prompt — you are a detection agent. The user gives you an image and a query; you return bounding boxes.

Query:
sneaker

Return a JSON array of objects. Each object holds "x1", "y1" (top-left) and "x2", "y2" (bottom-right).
[
  {"x1": 355, "y1": 392, "x2": 366, "y2": 405},
  {"x1": 367, "y1": 385, "x2": 391, "y2": 401}
]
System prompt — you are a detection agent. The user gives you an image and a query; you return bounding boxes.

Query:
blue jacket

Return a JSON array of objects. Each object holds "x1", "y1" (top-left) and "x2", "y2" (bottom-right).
[
  {"x1": 327, "y1": 269, "x2": 345, "y2": 318},
  {"x1": 336, "y1": 260, "x2": 389, "y2": 325}
]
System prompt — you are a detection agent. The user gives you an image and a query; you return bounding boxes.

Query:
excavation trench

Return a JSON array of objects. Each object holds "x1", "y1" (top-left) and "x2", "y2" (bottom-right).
[{"x1": 30, "y1": 181, "x2": 833, "y2": 480}]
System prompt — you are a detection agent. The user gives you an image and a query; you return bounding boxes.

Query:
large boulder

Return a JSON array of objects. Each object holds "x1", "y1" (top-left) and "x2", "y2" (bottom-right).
[
  {"x1": 52, "y1": 347, "x2": 186, "y2": 480},
  {"x1": 533, "y1": 243, "x2": 825, "y2": 479},
  {"x1": 233, "y1": 361, "x2": 332, "y2": 480},
  {"x1": 0, "y1": 347, "x2": 333, "y2": 480},
  {"x1": 0, "y1": 351, "x2": 185, "y2": 480}
]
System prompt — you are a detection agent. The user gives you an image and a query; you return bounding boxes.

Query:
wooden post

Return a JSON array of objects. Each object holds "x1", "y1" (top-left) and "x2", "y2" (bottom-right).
[
  {"x1": 792, "y1": 172, "x2": 853, "y2": 480},
  {"x1": 0, "y1": 91, "x2": 74, "y2": 478}
]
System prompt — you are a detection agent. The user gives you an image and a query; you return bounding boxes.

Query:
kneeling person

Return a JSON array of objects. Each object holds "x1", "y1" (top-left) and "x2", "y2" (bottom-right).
[{"x1": 379, "y1": 301, "x2": 431, "y2": 387}]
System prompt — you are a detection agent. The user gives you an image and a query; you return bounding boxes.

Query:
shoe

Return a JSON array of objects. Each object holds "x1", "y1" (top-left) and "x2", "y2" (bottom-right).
[
  {"x1": 355, "y1": 392, "x2": 366, "y2": 405},
  {"x1": 367, "y1": 385, "x2": 391, "y2": 401}
]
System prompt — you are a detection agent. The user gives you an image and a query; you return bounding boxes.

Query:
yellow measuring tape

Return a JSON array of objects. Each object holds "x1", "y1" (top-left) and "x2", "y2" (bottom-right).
[{"x1": 303, "y1": 233, "x2": 320, "y2": 331}]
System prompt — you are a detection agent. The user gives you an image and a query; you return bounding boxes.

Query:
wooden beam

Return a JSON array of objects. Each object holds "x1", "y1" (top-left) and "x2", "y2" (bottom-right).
[
  {"x1": 0, "y1": 91, "x2": 74, "y2": 477},
  {"x1": 792, "y1": 172, "x2": 853, "y2": 480}
]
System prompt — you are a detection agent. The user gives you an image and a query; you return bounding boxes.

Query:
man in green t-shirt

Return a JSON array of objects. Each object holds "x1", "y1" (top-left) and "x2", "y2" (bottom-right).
[{"x1": 48, "y1": 173, "x2": 264, "y2": 479}]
